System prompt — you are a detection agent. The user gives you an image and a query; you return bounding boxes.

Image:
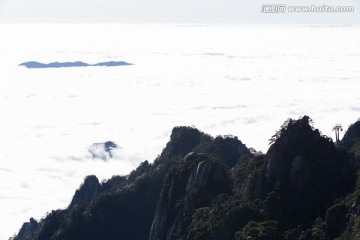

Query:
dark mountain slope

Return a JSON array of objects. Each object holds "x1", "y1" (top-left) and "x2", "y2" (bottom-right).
[
  {"x1": 69, "y1": 175, "x2": 101, "y2": 208},
  {"x1": 261, "y1": 117, "x2": 355, "y2": 235},
  {"x1": 149, "y1": 153, "x2": 233, "y2": 240},
  {"x1": 341, "y1": 120, "x2": 360, "y2": 149},
  {"x1": 13, "y1": 218, "x2": 38, "y2": 240},
  {"x1": 12, "y1": 126, "x2": 249, "y2": 240},
  {"x1": 148, "y1": 116, "x2": 357, "y2": 240},
  {"x1": 12, "y1": 117, "x2": 360, "y2": 240}
]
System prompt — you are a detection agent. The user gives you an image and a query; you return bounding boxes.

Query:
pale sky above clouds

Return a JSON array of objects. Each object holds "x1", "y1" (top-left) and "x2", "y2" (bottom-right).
[{"x1": 0, "y1": 0, "x2": 359, "y2": 23}]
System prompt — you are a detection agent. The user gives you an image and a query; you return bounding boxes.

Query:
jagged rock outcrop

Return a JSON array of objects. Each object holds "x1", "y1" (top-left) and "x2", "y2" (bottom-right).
[
  {"x1": 201, "y1": 135, "x2": 249, "y2": 167},
  {"x1": 342, "y1": 120, "x2": 360, "y2": 150},
  {"x1": 33, "y1": 210, "x2": 65, "y2": 240},
  {"x1": 13, "y1": 117, "x2": 360, "y2": 240},
  {"x1": 258, "y1": 116, "x2": 355, "y2": 231},
  {"x1": 330, "y1": 184, "x2": 360, "y2": 239},
  {"x1": 101, "y1": 175, "x2": 127, "y2": 192},
  {"x1": 156, "y1": 126, "x2": 249, "y2": 166},
  {"x1": 325, "y1": 204, "x2": 347, "y2": 239},
  {"x1": 149, "y1": 153, "x2": 232, "y2": 240},
  {"x1": 264, "y1": 116, "x2": 354, "y2": 194},
  {"x1": 69, "y1": 175, "x2": 101, "y2": 208},
  {"x1": 158, "y1": 126, "x2": 210, "y2": 161},
  {"x1": 12, "y1": 218, "x2": 38, "y2": 240},
  {"x1": 265, "y1": 116, "x2": 335, "y2": 188},
  {"x1": 236, "y1": 116, "x2": 358, "y2": 240}
]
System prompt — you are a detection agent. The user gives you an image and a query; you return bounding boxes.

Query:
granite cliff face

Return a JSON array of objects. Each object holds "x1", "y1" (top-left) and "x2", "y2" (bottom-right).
[
  {"x1": 264, "y1": 116, "x2": 353, "y2": 195},
  {"x1": 149, "y1": 153, "x2": 232, "y2": 240},
  {"x1": 12, "y1": 117, "x2": 360, "y2": 240},
  {"x1": 13, "y1": 218, "x2": 38, "y2": 240},
  {"x1": 258, "y1": 117, "x2": 356, "y2": 236},
  {"x1": 68, "y1": 175, "x2": 101, "y2": 208},
  {"x1": 342, "y1": 120, "x2": 360, "y2": 150}
]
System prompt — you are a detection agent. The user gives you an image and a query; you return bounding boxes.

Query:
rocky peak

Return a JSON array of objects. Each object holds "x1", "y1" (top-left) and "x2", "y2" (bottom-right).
[
  {"x1": 12, "y1": 218, "x2": 38, "y2": 240},
  {"x1": 155, "y1": 126, "x2": 249, "y2": 170},
  {"x1": 161, "y1": 126, "x2": 205, "y2": 159},
  {"x1": 149, "y1": 153, "x2": 231, "y2": 240},
  {"x1": 342, "y1": 120, "x2": 360, "y2": 150},
  {"x1": 207, "y1": 135, "x2": 249, "y2": 167},
  {"x1": 268, "y1": 116, "x2": 318, "y2": 149},
  {"x1": 254, "y1": 116, "x2": 356, "y2": 234},
  {"x1": 101, "y1": 175, "x2": 127, "y2": 192},
  {"x1": 265, "y1": 116, "x2": 335, "y2": 186},
  {"x1": 152, "y1": 126, "x2": 213, "y2": 170},
  {"x1": 69, "y1": 175, "x2": 101, "y2": 208},
  {"x1": 186, "y1": 157, "x2": 230, "y2": 192}
]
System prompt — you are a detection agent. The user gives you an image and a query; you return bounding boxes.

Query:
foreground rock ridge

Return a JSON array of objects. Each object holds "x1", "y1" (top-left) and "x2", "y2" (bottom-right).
[{"x1": 11, "y1": 116, "x2": 360, "y2": 240}]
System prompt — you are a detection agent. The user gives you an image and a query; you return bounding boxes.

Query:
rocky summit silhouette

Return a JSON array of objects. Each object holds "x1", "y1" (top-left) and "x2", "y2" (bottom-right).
[{"x1": 11, "y1": 116, "x2": 360, "y2": 240}]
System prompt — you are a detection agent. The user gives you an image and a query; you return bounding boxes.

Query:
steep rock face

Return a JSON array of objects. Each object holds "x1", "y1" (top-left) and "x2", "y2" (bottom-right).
[
  {"x1": 159, "y1": 126, "x2": 211, "y2": 161},
  {"x1": 101, "y1": 175, "x2": 127, "y2": 192},
  {"x1": 156, "y1": 126, "x2": 249, "y2": 167},
  {"x1": 69, "y1": 175, "x2": 101, "y2": 208},
  {"x1": 72, "y1": 172, "x2": 165, "y2": 240},
  {"x1": 342, "y1": 120, "x2": 360, "y2": 150},
  {"x1": 264, "y1": 116, "x2": 351, "y2": 193},
  {"x1": 259, "y1": 116, "x2": 355, "y2": 231},
  {"x1": 332, "y1": 184, "x2": 360, "y2": 239},
  {"x1": 13, "y1": 218, "x2": 38, "y2": 240},
  {"x1": 33, "y1": 210, "x2": 65, "y2": 240},
  {"x1": 22, "y1": 175, "x2": 105, "y2": 240},
  {"x1": 265, "y1": 116, "x2": 334, "y2": 188},
  {"x1": 201, "y1": 136, "x2": 250, "y2": 167},
  {"x1": 325, "y1": 204, "x2": 347, "y2": 239},
  {"x1": 149, "y1": 153, "x2": 232, "y2": 240}
]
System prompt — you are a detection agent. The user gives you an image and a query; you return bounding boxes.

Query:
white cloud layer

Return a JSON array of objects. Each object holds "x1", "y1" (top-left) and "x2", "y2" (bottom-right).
[{"x1": 0, "y1": 23, "x2": 360, "y2": 239}]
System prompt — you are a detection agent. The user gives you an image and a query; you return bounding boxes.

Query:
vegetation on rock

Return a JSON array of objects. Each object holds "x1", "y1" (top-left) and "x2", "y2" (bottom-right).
[{"x1": 11, "y1": 116, "x2": 360, "y2": 240}]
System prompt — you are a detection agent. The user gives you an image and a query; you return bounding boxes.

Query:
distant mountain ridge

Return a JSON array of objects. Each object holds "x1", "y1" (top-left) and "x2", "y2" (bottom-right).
[
  {"x1": 19, "y1": 61, "x2": 133, "y2": 68},
  {"x1": 88, "y1": 141, "x2": 118, "y2": 160},
  {"x1": 11, "y1": 116, "x2": 360, "y2": 240}
]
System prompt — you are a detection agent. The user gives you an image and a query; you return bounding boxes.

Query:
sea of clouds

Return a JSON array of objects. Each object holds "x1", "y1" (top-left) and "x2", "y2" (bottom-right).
[{"x1": 0, "y1": 23, "x2": 360, "y2": 239}]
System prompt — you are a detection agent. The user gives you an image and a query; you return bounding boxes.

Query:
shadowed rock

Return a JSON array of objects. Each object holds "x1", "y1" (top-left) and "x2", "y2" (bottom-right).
[
  {"x1": 12, "y1": 218, "x2": 38, "y2": 240},
  {"x1": 342, "y1": 120, "x2": 360, "y2": 150},
  {"x1": 12, "y1": 118, "x2": 360, "y2": 240},
  {"x1": 69, "y1": 175, "x2": 101, "y2": 208}
]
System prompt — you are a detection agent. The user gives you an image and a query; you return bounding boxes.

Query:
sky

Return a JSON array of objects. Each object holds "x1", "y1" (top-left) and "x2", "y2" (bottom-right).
[{"x1": 0, "y1": 0, "x2": 359, "y2": 23}]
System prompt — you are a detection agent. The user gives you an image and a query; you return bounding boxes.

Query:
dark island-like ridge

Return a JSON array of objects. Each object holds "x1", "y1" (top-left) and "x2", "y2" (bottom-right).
[{"x1": 19, "y1": 61, "x2": 133, "y2": 68}]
